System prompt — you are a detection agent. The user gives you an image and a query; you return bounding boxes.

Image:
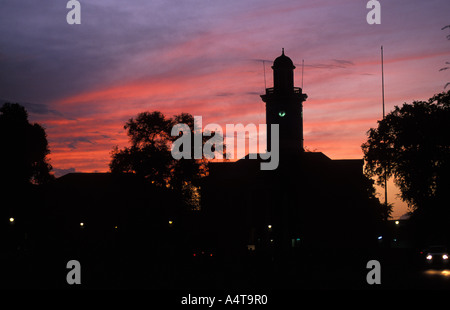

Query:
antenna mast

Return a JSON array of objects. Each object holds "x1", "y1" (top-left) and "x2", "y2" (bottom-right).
[
  {"x1": 381, "y1": 46, "x2": 385, "y2": 119},
  {"x1": 301, "y1": 59, "x2": 305, "y2": 89},
  {"x1": 263, "y1": 60, "x2": 267, "y2": 89},
  {"x1": 381, "y1": 45, "x2": 388, "y2": 210}
]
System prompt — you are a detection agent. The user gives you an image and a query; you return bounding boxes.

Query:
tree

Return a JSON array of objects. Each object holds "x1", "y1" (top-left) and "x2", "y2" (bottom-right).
[
  {"x1": 109, "y1": 111, "x2": 211, "y2": 209},
  {"x1": 0, "y1": 103, "x2": 53, "y2": 187},
  {"x1": 110, "y1": 111, "x2": 174, "y2": 186},
  {"x1": 362, "y1": 91, "x2": 450, "y2": 233}
]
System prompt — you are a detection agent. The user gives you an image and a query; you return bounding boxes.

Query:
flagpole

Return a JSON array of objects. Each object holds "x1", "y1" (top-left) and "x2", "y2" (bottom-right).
[
  {"x1": 263, "y1": 60, "x2": 267, "y2": 90},
  {"x1": 301, "y1": 59, "x2": 304, "y2": 89},
  {"x1": 381, "y1": 46, "x2": 385, "y2": 119},
  {"x1": 381, "y1": 45, "x2": 387, "y2": 209}
]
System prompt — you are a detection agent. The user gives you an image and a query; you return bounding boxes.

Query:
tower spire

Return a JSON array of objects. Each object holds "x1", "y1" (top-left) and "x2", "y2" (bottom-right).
[{"x1": 261, "y1": 50, "x2": 307, "y2": 153}]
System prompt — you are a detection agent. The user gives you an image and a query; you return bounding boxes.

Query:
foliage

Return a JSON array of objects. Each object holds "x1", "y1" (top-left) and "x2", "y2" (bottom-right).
[
  {"x1": 0, "y1": 103, "x2": 53, "y2": 186},
  {"x1": 362, "y1": 91, "x2": 450, "y2": 214},
  {"x1": 109, "y1": 111, "x2": 210, "y2": 209}
]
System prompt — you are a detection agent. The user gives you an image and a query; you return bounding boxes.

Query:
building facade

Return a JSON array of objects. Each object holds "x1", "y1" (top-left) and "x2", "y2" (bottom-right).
[{"x1": 202, "y1": 50, "x2": 381, "y2": 255}]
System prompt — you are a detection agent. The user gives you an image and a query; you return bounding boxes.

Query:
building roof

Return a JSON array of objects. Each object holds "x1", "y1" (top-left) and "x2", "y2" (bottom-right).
[{"x1": 207, "y1": 152, "x2": 363, "y2": 181}]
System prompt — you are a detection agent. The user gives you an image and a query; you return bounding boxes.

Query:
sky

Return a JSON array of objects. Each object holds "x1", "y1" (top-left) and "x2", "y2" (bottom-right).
[{"x1": 1, "y1": 0, "x2": 449, "y2": 218}]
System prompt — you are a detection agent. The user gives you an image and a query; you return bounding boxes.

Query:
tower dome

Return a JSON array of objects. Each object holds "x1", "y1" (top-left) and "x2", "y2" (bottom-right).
[
  {"x1": 271, "y1": 48, "x2": 295, "y2": 92},
  {"x1": 273, "y1": 48, "x2": 295, "y2": 69}
]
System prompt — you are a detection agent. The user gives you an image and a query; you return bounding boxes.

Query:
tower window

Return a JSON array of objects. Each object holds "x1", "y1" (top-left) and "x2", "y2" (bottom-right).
[{"x1": 278, "y1": 111, "x2": 286, "y2": 117}]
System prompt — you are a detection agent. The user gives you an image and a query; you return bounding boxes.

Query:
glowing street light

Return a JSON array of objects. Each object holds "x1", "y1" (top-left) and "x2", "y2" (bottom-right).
[
  {"x1": 9, "y1": 217, "x2": 14, "y2": 223},
  {"x1": 395, "y1": 220, "x2": 399, "y2": 225},
  {"x1": 80, "y1": 222, "x2": 84, "y2": 227}
]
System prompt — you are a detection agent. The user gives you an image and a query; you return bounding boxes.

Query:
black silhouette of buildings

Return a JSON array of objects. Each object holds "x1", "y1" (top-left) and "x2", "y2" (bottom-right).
[
  {"x1": 39, "y1": 50, "x2": 380, "y2": 263},
  {"x1": 0, "y1": 51, "x2": 429, "y2": 290},
  {"x1": 202, "y1": 50, "x2": 380, "y2": 255}
]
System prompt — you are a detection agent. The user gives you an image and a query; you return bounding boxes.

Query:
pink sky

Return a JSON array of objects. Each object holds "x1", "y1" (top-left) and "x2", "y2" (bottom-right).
[{"x1": 1, "y1": 0, "x2": 449, "y2": 218}]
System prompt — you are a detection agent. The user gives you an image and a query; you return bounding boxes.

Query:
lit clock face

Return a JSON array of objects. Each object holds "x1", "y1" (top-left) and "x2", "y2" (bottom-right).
[{"x1": 278, "y1": 111, "x2": 286, "y2": 117}]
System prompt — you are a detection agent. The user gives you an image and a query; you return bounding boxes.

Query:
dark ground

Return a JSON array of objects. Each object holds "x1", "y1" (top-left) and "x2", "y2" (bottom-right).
[{"x1": 2, "y1": 245, "x2": 450, "y2": 290}]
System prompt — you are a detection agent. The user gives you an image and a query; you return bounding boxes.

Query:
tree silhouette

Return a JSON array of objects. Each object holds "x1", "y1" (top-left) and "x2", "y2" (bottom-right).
[
  {"x1": 362, "y1": 91, "x2": 450, "y2": 230},
  {"x1": 110, "y1": 111, "x2": 174, "y2": 186},
  {"x1": 109, "y1": 111, "x2": 211, "y2": 209},
  {"x1": 0, "y1": 103, "x2": 53, "y2": 187}
]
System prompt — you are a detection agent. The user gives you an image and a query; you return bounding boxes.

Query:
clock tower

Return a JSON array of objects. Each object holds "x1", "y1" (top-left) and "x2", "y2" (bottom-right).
[{"x1": 260, "y1": 49, "x2": 307, "y2": 153}]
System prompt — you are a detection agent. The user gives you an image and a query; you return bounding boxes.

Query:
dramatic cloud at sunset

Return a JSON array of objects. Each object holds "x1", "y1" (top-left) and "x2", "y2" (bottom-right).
[{"x1": 1, "y1": 0, "x2": 449, "y2": 217}]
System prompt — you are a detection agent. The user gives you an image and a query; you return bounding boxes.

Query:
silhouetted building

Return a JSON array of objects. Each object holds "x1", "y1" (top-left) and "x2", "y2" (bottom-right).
[
  {"x1": 42, "y1": 172, "x2": 212, "y2": 256},
  {"x1": 202, "y1": 50, "x2": 379, "y2": 255},
  {"x1": 261, "y1": 48, "x2": 308, "y2": 153},
  {"x1": 36, "y1": 51, "x2": 381, "y2": 266}
]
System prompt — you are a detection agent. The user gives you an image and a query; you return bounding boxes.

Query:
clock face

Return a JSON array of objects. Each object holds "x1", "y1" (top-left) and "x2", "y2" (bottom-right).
[{"x1": 278, "y1": 110, "x2": 286, "y2": 117}]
